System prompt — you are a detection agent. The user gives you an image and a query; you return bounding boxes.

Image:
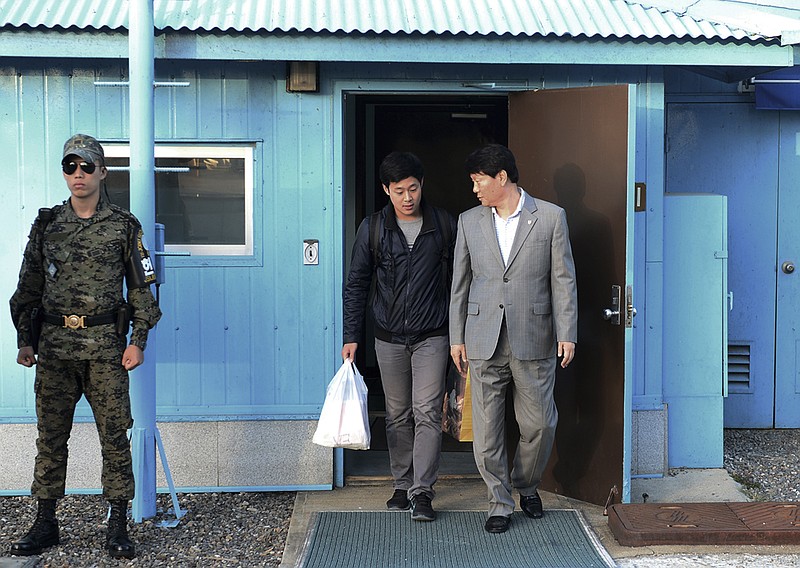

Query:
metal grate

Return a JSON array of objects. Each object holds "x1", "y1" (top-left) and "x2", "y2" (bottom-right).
[
  {"x1": 727, "y1": 343, "x2": 751, "y2": 387},
  {"x1": 299, "y1": 510, "x2": 614, "y2": 568}
]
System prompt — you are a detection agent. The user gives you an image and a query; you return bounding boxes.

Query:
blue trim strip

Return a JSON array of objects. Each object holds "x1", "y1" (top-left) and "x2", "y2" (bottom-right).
[
  {"x1": 160, "y1": 485, "x2": 332, "y2": 493},
  {"x1": 0, "y1": 484, "x2": 332, "y2": 497},
  {"x1": 0, "y1": 414, "x2": 322, "y2": 424}
]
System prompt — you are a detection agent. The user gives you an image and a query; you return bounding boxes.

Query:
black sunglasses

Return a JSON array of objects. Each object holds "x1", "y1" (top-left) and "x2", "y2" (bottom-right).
[{"x1": 61, "y1": 161, "x2": 97, "y2": 175}]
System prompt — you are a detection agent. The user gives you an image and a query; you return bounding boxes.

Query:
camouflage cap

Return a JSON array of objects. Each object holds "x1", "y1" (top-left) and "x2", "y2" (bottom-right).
[{"x1": 62, "y1": 133, "x2": 105, "y2": 164}]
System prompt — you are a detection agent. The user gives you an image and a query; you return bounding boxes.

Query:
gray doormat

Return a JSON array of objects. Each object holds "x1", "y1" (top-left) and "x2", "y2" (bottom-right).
[{"x1": 298, "y1": 510, "x2": 615, "y2": 568}]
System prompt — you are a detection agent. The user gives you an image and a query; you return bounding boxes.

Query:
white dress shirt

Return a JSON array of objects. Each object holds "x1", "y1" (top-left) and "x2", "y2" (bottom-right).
[{"x1": 492, "y1": 189, "x2": 524, "y2": 267}]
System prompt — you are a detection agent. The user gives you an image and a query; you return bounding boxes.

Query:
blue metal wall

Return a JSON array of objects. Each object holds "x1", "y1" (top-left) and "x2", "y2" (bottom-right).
[
  {"x1": 1, "y1": 59, "x2": 339, "y2": 421},
  {"x1": 2, "y1": 59, "x2": 662, "y2": 424},
  {"x1": 664, "y1": 67, "x2": 800, "y2": 429}
]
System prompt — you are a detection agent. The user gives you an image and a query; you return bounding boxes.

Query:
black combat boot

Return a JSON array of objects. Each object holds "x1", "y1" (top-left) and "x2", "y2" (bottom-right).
[
  {"x1": 106, "y1": 500, "x2": 135, "y2": 559},
  {"x1": 9, "y1": 498, "x2": 59, "y2": 556}
]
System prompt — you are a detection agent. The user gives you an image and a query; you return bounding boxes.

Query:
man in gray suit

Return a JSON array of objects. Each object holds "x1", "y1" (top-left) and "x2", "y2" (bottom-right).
[{"x1": 449, "y1": 144, "x2": 577, "y2": 534}]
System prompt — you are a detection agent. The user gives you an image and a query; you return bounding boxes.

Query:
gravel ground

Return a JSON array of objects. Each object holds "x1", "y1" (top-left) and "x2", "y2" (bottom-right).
[
  {"x1": 2, "y1": 429, "x2": 799, "y2": 567},
  {"x1": 1, "y1": 492, "x2": 294, "y2": 567},
  {"x1": 723, "y1": 428, "x2": 800, "y2": 502}
]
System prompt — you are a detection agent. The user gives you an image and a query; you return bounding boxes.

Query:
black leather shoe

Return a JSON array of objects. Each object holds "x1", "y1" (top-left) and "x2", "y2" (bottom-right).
[
  {"x1": 410, "y1": 494, "x2": 435, "y2": 522},
  {"x1": 484, "y1": 515, "x2": 511, "y2": 533},
  {"x1": 386, "y1": 489, "x2": 410, "y2": 510},
  {"x1": 520, "y1": 491, "x2": 544, "y2": 519}
]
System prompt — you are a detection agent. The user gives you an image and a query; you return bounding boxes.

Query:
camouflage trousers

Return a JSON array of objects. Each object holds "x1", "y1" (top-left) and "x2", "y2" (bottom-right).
[{"x1": 32, "y1": 357, "x2": 134, "y2": 500}]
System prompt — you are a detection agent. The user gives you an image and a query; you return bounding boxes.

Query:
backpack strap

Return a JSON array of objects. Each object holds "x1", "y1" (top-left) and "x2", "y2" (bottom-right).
[
  {"x1": 432, "y1": 207, "x2": 452, "y2": 252},
  {"x1": 431, "y1": 207, "x2": 453, "y2": 289},
  {"x1": 34, "y1": 206, "x2": 57, "y2": 255},
  {"x1": 368, "y1": 210, "x2": 382, "y2": 269},
  {"x1": 37, "y1": 207, "x2": 54, "y2": 227},
  {"x1": 370, "y1": 206, "x2": 452, "y2": 288},
  {"x1": 367, "y1": 211, "x2": 383, "y2": 305}
]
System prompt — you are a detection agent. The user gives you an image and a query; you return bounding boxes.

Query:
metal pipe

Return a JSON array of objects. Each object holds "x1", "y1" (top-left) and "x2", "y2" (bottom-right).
[
  {"x1": 750, "y1": 79, "x2": 800, "y2": 84},
  {"x1": 94, "y1": 81, "x2": 191, "y2": 88},
  {"x1": 106, "y1": 166, "x2": 190, "y2": 173},
  {"x1": 128, "y1": 0, "x2": 157, "y2": 522}
]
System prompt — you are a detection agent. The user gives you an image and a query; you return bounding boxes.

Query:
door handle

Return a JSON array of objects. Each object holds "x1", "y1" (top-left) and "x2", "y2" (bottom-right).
[
  {"x1": 782, "y1": 261, "x2": 795, "y2": 274},
  {"x1": 602, "y1": 308, "x2": 619, "y2": 321},
  {"x1": 602, "y1": 285, "x2": 622, "y2": 326}
]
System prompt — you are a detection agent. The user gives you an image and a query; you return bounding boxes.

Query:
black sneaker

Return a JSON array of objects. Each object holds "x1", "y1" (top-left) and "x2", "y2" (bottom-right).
[
  {"x1": 410, "y1": 494, "x2": 435, "y2": 522},
  {"x1": 386, "y1": 489, "x2": 410, "y2": 510}
]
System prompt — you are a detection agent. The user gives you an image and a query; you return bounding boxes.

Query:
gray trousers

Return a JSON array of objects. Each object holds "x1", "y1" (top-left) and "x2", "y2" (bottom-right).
[
  {"x1": 469, "y1": 322, "x2": 558, "y2": 517},
  {"x1": 374, "y1": 335, "x2": 448, "y2": 499}
]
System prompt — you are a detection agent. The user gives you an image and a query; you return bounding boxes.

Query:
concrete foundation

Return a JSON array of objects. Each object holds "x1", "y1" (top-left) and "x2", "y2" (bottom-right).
[{"x1": 0, "y1": 420, "x2": 332, "y2": 494}]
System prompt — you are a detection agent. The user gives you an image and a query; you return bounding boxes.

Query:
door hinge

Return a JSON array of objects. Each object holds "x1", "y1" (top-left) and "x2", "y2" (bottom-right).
[{"x1": 635, "y1": 182, "x2": 646, "y2": 212}]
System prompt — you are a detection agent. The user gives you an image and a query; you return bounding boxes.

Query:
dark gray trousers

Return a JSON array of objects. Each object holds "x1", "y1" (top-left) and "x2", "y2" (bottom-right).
[{"x1": 374, "y1": 335, "x2": 448, "y2": 499}]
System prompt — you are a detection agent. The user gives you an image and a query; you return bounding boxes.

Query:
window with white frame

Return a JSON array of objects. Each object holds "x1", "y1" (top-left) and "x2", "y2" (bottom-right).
[{"x1": 103, "y1": 145, "x2": 254, "y2": 256}]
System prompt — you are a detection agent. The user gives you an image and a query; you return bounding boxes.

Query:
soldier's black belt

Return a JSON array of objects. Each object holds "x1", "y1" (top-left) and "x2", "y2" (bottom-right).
[{"x1": 41, "y1": 311, "x2": 117, "y2": 330}]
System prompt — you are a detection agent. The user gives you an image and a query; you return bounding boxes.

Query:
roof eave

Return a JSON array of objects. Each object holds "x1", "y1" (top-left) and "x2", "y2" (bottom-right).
[
  {"x1": 780, "y1": 30, "x2": 800, "y2": 47},
  {"x1": 0, "y1": 27, "x2": 792, "y2": 69}
]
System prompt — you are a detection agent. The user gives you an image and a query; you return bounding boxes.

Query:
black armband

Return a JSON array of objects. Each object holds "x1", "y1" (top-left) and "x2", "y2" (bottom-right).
[{"x1": 126, "y1": 226, "x2": 157, "y2": 289}]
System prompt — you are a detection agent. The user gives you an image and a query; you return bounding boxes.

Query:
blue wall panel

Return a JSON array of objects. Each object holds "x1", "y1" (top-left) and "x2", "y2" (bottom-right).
[
  {"x1": 2, "y1": 59, "x2": 660, "y2": 424},
  {"x1": 0, "y1": 66, "x2": 26, "y2": 414},
  {"x1": 223, "y1": 268, "x2": 254, "y2": 407},
  {"x1": 200, "y1": 271, "x2": 227, "y2": 405},
  {"x1": 633, "y1": 69, "x2": 666, "y2": 410},
  {"x1": 664, "y1": 94, "x2": 780, "y2": 428},
  {"x1": 663, "y1": 194, "x2": 727, "y2": 467},
  {"x1": 774, "y1": 113, "x2": 800, "y2": 426},
  {"x1": 172, "y1": 270, "x2": 204, "y2": 408}
]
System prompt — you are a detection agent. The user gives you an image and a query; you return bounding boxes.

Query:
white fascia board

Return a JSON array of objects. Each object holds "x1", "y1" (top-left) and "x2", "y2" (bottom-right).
[
  {"x1": 0, "y1": 30, "x2": 130, "y2": 58},
  {"x1": 0, "y1": 29, "x2": 794, "y2": 68},
  {"x1": 781, "y1": 31, "x2": 800, "y2": 47}
]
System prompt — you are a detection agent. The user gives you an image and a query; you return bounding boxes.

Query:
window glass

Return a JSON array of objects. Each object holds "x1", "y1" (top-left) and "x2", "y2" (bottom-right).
[{"x1": 103, "y1": 145, "x2": 254, "y2": 256}]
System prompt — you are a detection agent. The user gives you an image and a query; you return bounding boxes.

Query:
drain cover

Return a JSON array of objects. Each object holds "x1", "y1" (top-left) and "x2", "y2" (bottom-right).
[{"x1": 608, "y1": 502, "x2": 800, "y2": 546}]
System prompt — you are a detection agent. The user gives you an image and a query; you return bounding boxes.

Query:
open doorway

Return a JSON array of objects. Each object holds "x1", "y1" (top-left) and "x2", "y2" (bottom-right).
[
  {"x1": 342, "y1": 93, "x2": 509, "y2": 480},
  {"x1": 341, "y1": 86, "x2": 636, "y2": 507}
]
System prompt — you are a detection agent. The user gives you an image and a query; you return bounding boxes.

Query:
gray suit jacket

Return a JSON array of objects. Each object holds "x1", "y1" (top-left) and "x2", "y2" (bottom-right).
[{"x1": 449, "y1": 190, "x2": 577, "y2": 360}]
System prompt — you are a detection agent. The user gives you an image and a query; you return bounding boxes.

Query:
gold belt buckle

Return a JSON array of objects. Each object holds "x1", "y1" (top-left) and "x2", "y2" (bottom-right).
[{"x1": 63, "y1": 315, "x2": 86, "y2": 329}]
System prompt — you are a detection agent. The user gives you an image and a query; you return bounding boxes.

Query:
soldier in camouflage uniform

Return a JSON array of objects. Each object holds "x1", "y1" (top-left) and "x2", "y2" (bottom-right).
[{"x1": 9, "y1": 134, "x2": 162, "y2": 559}]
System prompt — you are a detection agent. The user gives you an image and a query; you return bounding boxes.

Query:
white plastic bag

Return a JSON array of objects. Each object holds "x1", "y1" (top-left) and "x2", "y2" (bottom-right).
[{"x1": 312, "y1": 361, "x2": 371, "y2": 450}]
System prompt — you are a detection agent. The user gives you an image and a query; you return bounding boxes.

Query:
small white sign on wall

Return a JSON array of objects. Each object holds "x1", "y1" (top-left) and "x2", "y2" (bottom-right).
[{"x1": 303, "y1": 239, "x2": 319, "y2": 265}]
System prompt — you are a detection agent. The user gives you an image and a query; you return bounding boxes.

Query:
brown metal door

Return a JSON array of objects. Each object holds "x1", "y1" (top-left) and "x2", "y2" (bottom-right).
[{"x1": 509, "y1": 85, "x2": 635, "y2": 506}]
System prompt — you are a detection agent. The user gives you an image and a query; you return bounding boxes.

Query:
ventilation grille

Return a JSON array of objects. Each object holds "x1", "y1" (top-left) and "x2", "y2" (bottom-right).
[{"x1": 728, "y1": 344, "x2": 751, "y2": 387}]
